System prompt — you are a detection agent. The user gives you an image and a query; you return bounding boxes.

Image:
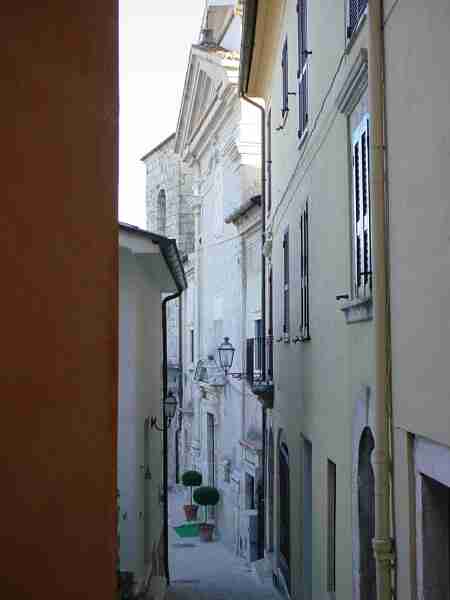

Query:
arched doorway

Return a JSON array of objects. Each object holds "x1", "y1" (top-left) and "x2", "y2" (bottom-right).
[
  {"x1": 278, "y1": 433, "x2": 290, "y2": 592},
  {"x1": 358, "y1": 427, "x2": 376, "y2": 600}
]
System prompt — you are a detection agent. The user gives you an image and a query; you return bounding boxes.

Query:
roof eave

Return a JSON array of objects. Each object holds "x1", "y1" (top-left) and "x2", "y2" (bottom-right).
[
  {"x1": 119, "y1": 223, "x2": 187, "y2": 293},
  {"x1": 238, "y1": 0, "x2": 258, "y2": 96}
]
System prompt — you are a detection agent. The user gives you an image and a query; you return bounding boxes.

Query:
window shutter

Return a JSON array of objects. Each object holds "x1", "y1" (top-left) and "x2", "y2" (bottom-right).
[
  {"x1": 297, "y1": 0, "x2": 308, "y2": 138},
  {"x1": 283, "y1": 231, "x2": 290, "y2": 334},
  {"x1": 352, "y1": 115, "x2": 371, "y2": 298},
  {"x1": 267, "y1": 109, "x2": 272, "y2": 214},
  {"x1": 300, "y1": 201, "x2": 310, "y2": 341},
  {"x1": 281, "y1": 39, "x2": 289, "y2": 117}
]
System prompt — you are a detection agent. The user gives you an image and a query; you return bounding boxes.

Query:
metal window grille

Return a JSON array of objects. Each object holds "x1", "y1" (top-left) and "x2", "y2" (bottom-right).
[
  {"x1": 352, "y1": 115, "x2": 372, "y2": 298},
  {"x1": 299, "y1": 201, "x2": 310, "y2": 341},
  {"x1": 347, "y1": 0, "x2": 368, "y2": 39},
  {"x1": 327, "y1": 460, "x2": 336, "y2": 593},
  {"x1": 283, "y1": 230, "x2": 290, "y2": 335},
  {"x1": 297, "y1": 0, "x2": 308, "y2": 139},
  {"x1": 281, "y1": 38, "x2": 289, "y2": 118}
]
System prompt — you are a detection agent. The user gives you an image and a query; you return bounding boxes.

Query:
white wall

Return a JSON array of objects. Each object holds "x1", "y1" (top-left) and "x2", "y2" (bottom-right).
[{"x1": 118, "y1": 247, "x2": 164, "y2": 582}]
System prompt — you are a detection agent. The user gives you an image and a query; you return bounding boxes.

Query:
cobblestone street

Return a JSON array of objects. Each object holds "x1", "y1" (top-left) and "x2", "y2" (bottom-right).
[{"x1": 166, "y1": 490, "x2": 280, "y2": 600}]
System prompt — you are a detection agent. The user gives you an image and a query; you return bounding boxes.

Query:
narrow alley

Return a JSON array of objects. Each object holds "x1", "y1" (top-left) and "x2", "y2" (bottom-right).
[{"x1": 166, "y1": 490, "x2": 280, "y2": 600}]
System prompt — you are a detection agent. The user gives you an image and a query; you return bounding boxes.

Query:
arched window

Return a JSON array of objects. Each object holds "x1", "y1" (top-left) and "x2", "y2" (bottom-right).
[
  {"x1": 157, "y1": 189, "x2": 166, "y2": 235},
  {"x1": 278, "y1": 434, "x2": 290, "y2": 591},
  {"x1": 358, "y1": 427, "x2": 376, "y2": 600}
]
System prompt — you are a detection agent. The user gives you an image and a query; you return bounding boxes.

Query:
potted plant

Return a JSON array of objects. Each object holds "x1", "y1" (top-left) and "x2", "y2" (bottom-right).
[
  {"x1": 193, "y1": 485, "x2": 220, "y2": 542},
  {"x1": 181, "y1": 470, "x2": 202, "y2": 521}
]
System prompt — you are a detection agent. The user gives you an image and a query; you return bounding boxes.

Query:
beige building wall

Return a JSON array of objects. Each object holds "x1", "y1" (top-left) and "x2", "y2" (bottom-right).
[
  {"x1": 244, "y1": 1, "x2": 380, "y2": 598},
  {"x1": 383, "y1": 1, "x2": 450, "y2": 598}
]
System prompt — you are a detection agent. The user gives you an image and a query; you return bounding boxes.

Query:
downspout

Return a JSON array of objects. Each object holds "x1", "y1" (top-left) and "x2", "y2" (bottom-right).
[
  {"x1": 367, "y1": 1, "x2": 395, "y2": 598},
  {"x1": 162, "y1": 290, "x2": 182, "y2": 586},
  {"x1": 242, "y1": 93, "x2": 266, "y2": 558}
]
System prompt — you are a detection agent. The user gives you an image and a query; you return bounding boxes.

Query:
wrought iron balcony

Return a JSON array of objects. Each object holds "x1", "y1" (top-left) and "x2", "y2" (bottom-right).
[{"x1": 245, "y1": 336, "x2": 274, "y2": 388}]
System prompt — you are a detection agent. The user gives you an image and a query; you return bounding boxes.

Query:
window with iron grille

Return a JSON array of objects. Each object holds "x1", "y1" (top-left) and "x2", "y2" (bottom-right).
[
  {"x1": 283, "y1": 230, "x2": 290, "y2": 336},
  {"x1": 347, "y1": 0, "x2": 368, "y2": 39},
  {"x1": 281, "y1": 38, "x2": 289, "y2": 118},
  {"x1": 299, "y1": 201, "x2": 310, "y2": 341},
  {"x1": 352, "y1": 114, "x2": 372, "y2": 298},
  {"x1": 297, "y1": 0, "x2": 308, "y2": 139}
]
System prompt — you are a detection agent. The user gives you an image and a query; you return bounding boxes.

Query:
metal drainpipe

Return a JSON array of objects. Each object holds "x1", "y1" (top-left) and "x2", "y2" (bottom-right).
[
  {"x1": 242, "y1": 93, "x2": 266, "y2": 557},
  {"x1": 162, "y1": 290, "x2": 182, "y2": 586},
  {"x1": 367, "y1": 1, "x2": 395, "y2": 598}
]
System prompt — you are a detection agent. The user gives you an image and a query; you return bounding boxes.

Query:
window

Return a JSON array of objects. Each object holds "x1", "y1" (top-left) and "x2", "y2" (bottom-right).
[
  {"x1": 207, "y1": 413, "x2": 215, "y2": 486},
  {"x1": 267, "y1": 108, "x2": 272, "y2": 214},
  {"x1": 299, "y1": 201, "x2": 310, "y2": 340},
  {"x1": 254, "y1": 319, "x2": 263, "y2": 371},
  {"x1": 347, "y1": 0, "x2": 368, "y2": 40},
  {"x1": 268, "y1": 268, "x2": 274, "y2": 380},
  {"x1": 297, "y1": 0, "x2": 308, "y2": 139},
  {"x1": 281, "y1": 38, "x2": 289, "y2": 118},
  {"x1": 283, "y1": 230, "x2": 290, "y2": 337},
  {"x1": 352, "y1": 114, "x2": 372, "y2": 298},
  {"x1": 245, "y1": 473, "x2": 255, "y2": 510},
  {"x1": 327, "y1": 460, "x2": 336, "y2": 594},
  {"x1": 190, "y1": 329, "x2": 194, "y2": 363},
  {"x1": 157, "y1": 189, "x2": 166, "y2": 235}
]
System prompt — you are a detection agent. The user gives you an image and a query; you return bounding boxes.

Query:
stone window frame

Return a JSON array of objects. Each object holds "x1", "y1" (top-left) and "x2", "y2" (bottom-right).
[{"x1": 336, "y1": 49, "x2": 373, "y2": 324}]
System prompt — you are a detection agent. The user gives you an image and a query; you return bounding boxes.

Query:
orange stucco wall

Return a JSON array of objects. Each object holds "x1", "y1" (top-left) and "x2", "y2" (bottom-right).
[{"x1": 0, "y1": 3, "x2": 118, "y2": 598}]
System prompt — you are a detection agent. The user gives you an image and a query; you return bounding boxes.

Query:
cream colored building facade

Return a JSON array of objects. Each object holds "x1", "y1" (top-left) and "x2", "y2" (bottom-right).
[{"x1": 240, "y1": 1, "x2": 450, "y2": 599}]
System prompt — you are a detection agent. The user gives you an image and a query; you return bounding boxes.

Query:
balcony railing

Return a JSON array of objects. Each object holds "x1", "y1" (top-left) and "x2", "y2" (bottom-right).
[{"x1": 246, "y1": 336, "x2": 273, "y2": 387}]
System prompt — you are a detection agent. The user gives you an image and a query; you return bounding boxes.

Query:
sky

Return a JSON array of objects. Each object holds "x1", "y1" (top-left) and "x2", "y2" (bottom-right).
[{"x1": 119, "y1": 0, "x2": 206, "y2": 227}]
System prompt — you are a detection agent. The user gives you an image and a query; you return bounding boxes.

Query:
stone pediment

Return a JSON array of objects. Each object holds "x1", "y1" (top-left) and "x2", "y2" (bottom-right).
[{"x1": 174, "y1": 45, "x2": 239, "y2": 161}]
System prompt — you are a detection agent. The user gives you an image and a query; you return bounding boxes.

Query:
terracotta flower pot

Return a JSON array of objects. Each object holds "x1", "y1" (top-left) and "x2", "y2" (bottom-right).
[
  {"x1": 199, "y1": 523, "x2": 215, "y2": 542},
  {"x1": 183, "y1": 504, "x2": 199, "y2": 521}
]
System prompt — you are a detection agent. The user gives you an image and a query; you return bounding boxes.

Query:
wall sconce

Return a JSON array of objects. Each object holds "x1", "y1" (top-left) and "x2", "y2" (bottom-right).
[
  {"x1": 146, "y1": 391, "x2": 177, "y2": 432},
  {"x1": 217, "y1": 337, "x2": 243, "y2": 379}
]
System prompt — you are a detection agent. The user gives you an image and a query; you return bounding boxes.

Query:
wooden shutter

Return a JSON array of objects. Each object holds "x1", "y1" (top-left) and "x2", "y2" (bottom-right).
[
  {"x1": 300, "y1": 201, "x2": 310, "y2": 340},
  {"x1": 297, "y1": 0, "x2": 308, "y2": 138},
  {"x1": 283, "y1": 230, "x2": 290, "y2": 335},
  {"x1": 352, "y1": 115, "x2": 371, "y2": 298},
  {"x1": 281, "y1": 39, "x2": 289, "y2": 117}
]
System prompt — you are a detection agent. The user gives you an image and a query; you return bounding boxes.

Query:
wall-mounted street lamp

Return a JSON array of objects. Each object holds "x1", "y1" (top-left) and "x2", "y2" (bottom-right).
[
  {"x1": 146, "y1": 391, "x2": 178, "y2": 432},
  {"x1": 217, "y1": 337, "x2": 242, "y2": 379}
]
